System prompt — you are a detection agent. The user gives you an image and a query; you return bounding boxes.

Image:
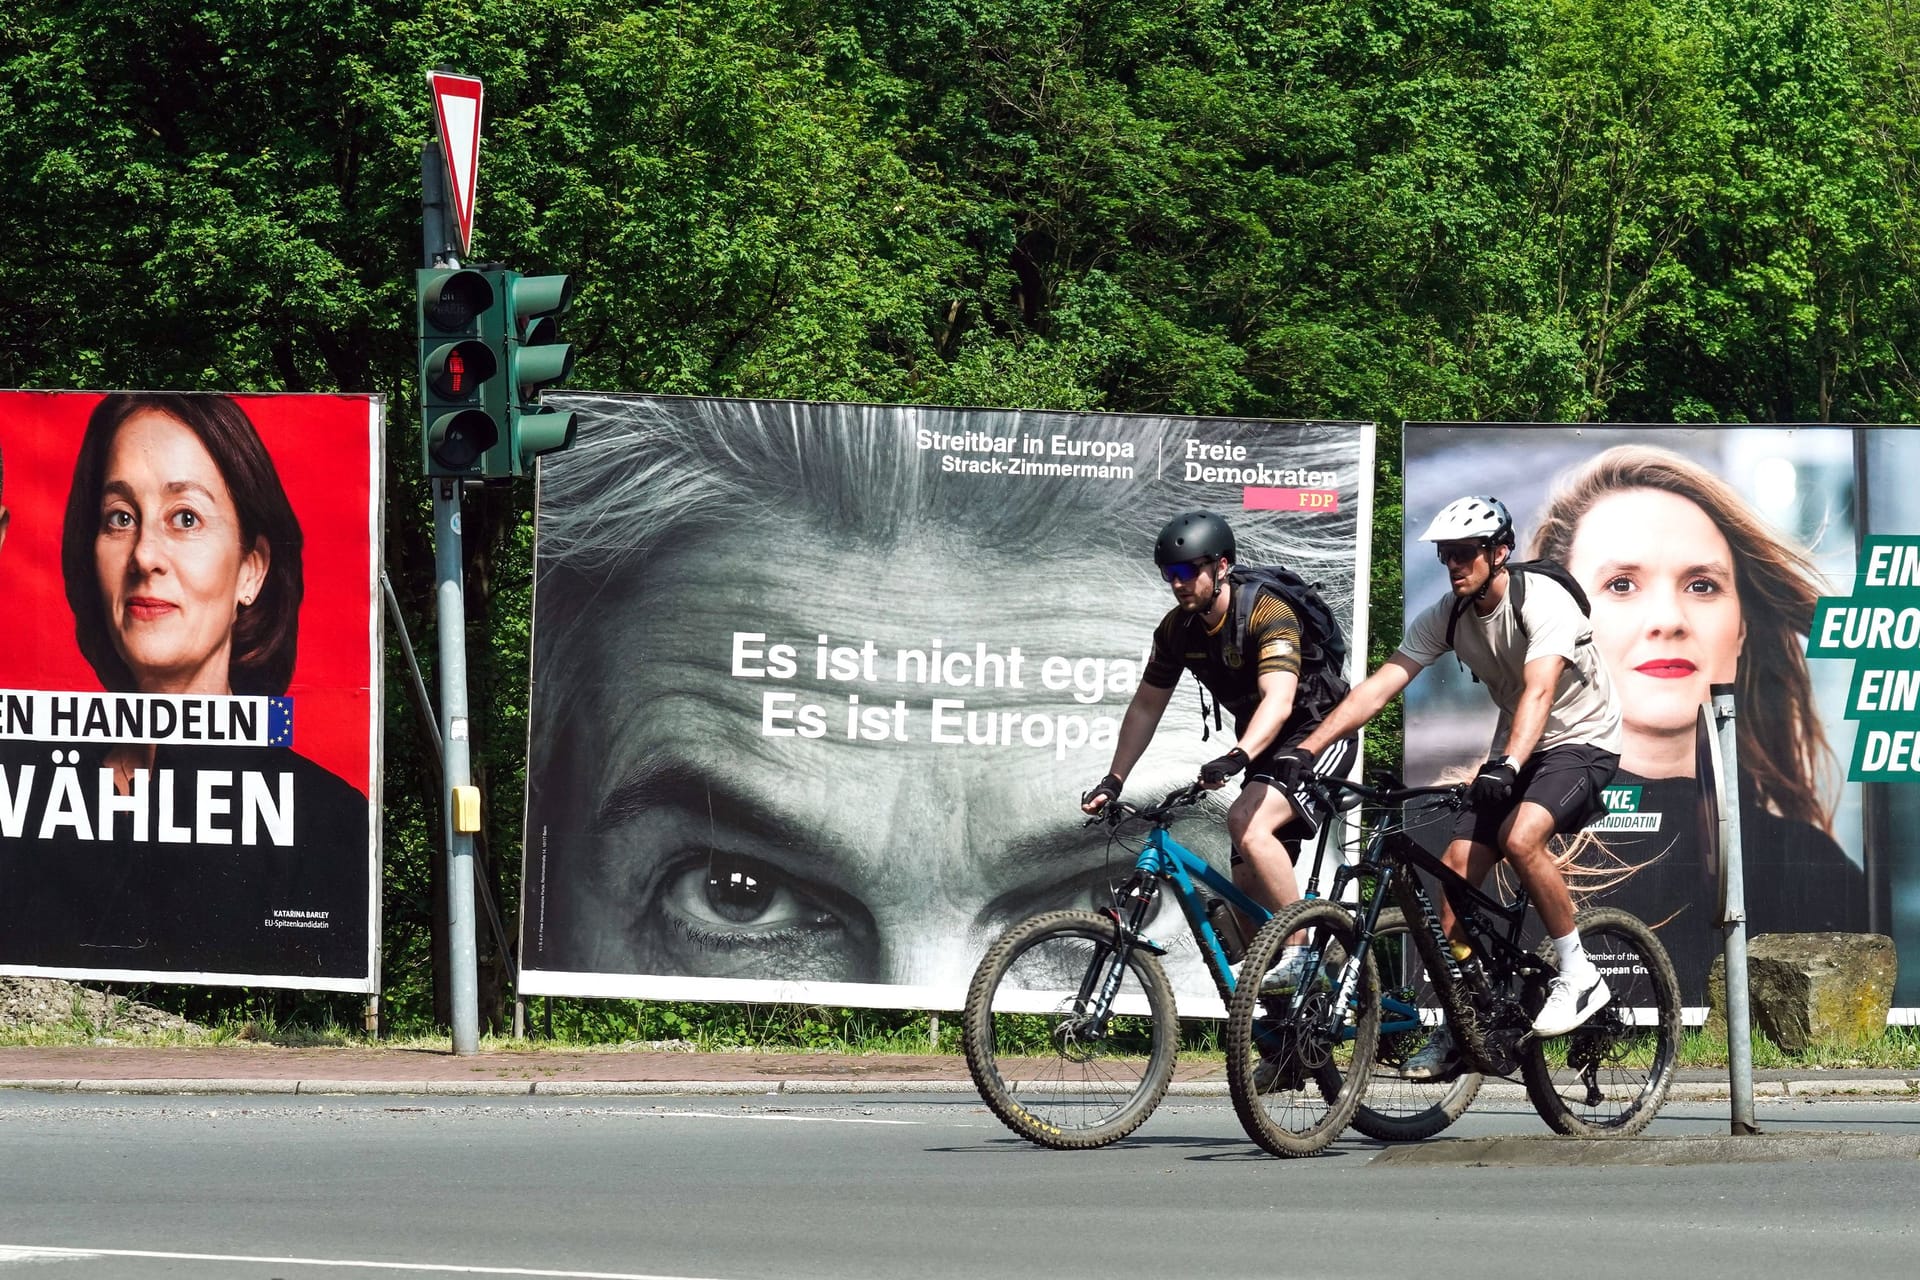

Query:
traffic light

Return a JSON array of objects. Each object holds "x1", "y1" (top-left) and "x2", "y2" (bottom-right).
[
  {"x1": 416, "y1": 267, "x2": 504, "y2": 477},
  {"x1": 482, "y1": 271, "x2": 577, "y2": 478}
]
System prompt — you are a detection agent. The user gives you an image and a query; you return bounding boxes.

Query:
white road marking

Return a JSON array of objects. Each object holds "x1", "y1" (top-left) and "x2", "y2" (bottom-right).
[{"x1": 0, "y1": 1243, "x2": 732, "y2": 1279}]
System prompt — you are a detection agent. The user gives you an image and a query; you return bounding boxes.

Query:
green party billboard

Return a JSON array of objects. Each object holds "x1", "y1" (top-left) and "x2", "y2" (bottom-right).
[{"x1": 1404, "y1": 424, "x2": 1916, "y2": 1019}]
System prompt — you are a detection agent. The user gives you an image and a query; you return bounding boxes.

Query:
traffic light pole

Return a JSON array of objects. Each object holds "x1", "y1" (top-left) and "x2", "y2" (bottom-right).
[
  {"x1": 424, "y1": 141, "x2": 483, "y2": 1056},
  {"x1": 434, "y1": 480, "x2": 482, "y2": 1056}
]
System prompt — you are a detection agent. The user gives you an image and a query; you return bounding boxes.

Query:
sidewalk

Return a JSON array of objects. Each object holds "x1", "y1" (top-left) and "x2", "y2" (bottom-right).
[{"x1": 0, "y1": 1045, "x2": 1915, "y2": 1099}]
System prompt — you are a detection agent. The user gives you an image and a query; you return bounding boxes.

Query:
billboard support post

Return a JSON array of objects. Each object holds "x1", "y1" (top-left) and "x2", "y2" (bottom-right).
[{"x1": 1712, "y1": 684, "x2": 1758, "y2": 1135}]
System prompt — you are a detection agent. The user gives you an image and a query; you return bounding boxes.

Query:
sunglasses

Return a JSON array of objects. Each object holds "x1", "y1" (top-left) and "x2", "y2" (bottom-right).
[
  {"x1": 1160, "y1": 559, "x2": 1213, "y2": 584},
  {"x1": 1434, "y1": 542, "x2": 1484, "y2": 566}
]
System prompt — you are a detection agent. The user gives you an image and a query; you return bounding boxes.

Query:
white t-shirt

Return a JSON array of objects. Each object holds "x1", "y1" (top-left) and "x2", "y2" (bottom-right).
[{"x1": 1399, "y1": 572, "x2": 1623, "y2": 756}]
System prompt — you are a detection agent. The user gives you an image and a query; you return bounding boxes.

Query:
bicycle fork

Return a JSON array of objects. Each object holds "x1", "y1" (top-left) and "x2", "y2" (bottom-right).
[{"x1": 1081, "y1": 876, "x2": 1165, "y2": 1035}]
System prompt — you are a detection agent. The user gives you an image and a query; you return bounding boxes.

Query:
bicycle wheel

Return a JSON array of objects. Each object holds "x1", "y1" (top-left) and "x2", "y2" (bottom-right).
[
  {"x1": 962, "y1": 910, "x2": 1178, "y2": 1149},
  {"x1": 1225, "y1": 899, "x2": 1379, "y2": 1158},
  {"x1": 1520, "y1": 907, "x2": 1681, "y2": 1137},
  {"x1": 1349, "y1": 909, "x2": 1483, "y2": 1142}
]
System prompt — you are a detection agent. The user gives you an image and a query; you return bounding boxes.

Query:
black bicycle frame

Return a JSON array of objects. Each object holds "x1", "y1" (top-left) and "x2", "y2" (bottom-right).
[{"x1": 1333, "y1": 827, "x2": 1548, "y2": 1074}]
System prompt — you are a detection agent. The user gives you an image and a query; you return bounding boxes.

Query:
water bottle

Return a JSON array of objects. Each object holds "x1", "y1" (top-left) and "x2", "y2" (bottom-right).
[
  {"x1": 1205, "y1": 897, "x2": 1246, "y2": 964},
  {"x1": 1452, "y1": 940, "x2": 1492, "y2": 999}
]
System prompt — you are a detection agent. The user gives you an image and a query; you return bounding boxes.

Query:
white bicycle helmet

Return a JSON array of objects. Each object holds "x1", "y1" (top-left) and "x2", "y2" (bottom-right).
[{"x1": 1417, "y1": 495, "x2": 1514, "y2": 547}]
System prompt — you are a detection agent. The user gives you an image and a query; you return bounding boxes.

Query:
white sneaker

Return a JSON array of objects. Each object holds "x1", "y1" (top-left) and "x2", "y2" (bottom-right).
[
  {"x1": 1532, "y1": 969, "x2": 1611, "y2": 1037},
  {"x1": 1398, "y1": 1026, "x2": 1460, "y2": 1081}
]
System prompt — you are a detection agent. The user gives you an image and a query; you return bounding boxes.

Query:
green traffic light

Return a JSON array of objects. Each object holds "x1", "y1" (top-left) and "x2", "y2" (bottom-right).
[
  {"x1": 509, "y1": 275, "x2": 575, "y2": 337},
  {"x1": 491, "y1": 271, "x2": 580, "y2": 476},
  {"x1": 513, "y1": 408, "x2": 577, "y2": 460},
  {"x1": 511, "y1": 343, "x2": 574, "y2": 401},
  {"x1": 417, "y1": 265, "x2": 579, "y2": 480}
]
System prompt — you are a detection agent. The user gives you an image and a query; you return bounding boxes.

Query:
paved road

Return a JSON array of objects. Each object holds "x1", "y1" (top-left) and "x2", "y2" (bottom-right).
[{"x1": 0, "y1": 1089, "x2": 1915, "y2": 1280}]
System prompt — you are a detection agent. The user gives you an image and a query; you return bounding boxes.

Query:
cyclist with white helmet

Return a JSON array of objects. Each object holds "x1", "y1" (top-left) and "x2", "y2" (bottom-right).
[{"x1": 1273, "y1": 496, "x2": 1623, "y2": 1077}]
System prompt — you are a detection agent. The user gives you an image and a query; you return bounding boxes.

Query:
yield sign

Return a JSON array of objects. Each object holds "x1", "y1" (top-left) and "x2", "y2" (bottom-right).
[{"x1": 429, "y1": 71, "x2": 485, "y2": 255}]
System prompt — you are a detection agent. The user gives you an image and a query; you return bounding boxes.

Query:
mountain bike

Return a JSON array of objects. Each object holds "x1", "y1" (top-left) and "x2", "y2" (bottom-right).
[
  {"x1": 1225, "y1": 771, "x2": 1681, "y2": 1158},
  {"x1": 963, "y1": 781, "x2": 1356, "y2": 1149}
]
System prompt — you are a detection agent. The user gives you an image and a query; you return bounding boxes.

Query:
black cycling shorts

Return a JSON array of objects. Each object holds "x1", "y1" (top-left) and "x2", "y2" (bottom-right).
[
  {"x1": 1239, "y1": 726, "x2": 1359, "y2": 845},
  {"x1": 1450, "y1": 742, "x2": 1620, "y2": 846}
]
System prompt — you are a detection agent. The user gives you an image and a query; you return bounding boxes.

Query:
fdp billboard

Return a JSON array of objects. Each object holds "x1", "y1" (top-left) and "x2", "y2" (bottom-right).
[
  {"x1": 0, "y1": 391, "x2": 382, "y2": 992},
  {"x1": 520, "y1": 394, "x2": 1374, "y2": 1012}
]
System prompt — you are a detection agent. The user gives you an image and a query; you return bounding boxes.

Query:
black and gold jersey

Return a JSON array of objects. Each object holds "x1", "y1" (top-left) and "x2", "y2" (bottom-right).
[{"x1": 1141, "y1": 588, "x2": 1303, "y2": 718}]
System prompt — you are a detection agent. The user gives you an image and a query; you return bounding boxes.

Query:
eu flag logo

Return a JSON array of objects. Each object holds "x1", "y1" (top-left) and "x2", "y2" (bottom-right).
[{"x1": 268, "y1": 697, "x2": 295, "y2": 747}]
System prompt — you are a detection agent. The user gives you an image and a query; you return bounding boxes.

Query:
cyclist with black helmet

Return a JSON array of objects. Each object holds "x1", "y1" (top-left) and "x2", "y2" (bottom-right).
[
  {"x1": 1274, "y1": 496, "x2": 1623, "y2": 1076},
  {"x1": 1082, "y1": 510, "x2": 1358, "y2": 987}
]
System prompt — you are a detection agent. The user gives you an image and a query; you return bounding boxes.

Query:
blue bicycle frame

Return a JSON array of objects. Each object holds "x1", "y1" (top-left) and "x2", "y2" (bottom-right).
[
  {"x1": 1127, "y1": 825, "x2": 1272, "y2": 996},
  {"x1": 1103, "y1": 786, "x2": 1427, "y2": 1039}
]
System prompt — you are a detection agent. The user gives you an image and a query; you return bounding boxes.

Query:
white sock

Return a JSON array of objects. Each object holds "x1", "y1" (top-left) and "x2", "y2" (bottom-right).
[{"x1": 1551, "y1": 931, "x2": 1597, "y2": 982}]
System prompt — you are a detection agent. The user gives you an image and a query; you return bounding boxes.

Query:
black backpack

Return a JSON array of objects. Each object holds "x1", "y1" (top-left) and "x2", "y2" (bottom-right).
[
  {"x1": 1444, "y1": 557, "x2": 1591, "y2": 649},
  {"x1": 1224, "y1": 565, "x2": 1352, "y2": 721}
]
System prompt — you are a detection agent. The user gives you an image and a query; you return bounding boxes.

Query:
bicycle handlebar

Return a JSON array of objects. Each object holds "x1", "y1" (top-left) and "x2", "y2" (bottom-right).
[
  {"x1": 1303, "y1": 771, "x2": 1468, "y2": 811},
  {"x1": 1085, "y1": 780, "x2": 1207, "y2": 829},
  {"x1": 1083, "y1": 772, "x2": 1465, "y2": 831}
]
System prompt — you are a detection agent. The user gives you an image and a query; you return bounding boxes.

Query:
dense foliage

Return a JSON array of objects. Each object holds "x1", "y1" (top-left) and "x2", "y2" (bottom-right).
[{"x1": 6, "y1": 0, "x2": 1918, "y2": 1032}]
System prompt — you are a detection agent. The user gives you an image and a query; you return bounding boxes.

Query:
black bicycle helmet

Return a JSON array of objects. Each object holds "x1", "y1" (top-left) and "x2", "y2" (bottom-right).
[{"x1": 1154, "y1": 510, "x2": 1237, "y2": 565}]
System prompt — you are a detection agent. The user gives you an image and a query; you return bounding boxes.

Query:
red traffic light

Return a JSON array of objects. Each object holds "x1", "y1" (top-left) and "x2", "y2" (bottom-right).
[{"x1": 425, "y1": 339, "x2": 497, "y2": 400}]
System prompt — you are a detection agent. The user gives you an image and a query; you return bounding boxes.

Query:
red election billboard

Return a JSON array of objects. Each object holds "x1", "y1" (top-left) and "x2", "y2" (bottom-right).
[{"x1": 0, "y1": 391, "x2": 381, "y2": 992}]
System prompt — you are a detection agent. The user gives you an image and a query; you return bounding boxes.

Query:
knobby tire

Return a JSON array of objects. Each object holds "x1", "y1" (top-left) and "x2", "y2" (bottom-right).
[
  {"x1": 1350, "y1": 909, "x2": 1483, "y2": 1142},
  {"x1": 1520, "y1": 907, "x2": 1682, "y2": 1137},
  {"x1": 962, "y1": 910, "x2": 1178, "y2": 1150},
  {"x1": 1225, "y1": 899, "x2": 1379, "y2": 1158}
]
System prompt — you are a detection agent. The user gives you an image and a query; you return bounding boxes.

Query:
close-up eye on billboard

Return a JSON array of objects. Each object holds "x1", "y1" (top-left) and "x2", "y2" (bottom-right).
[
  {"x1": 519, "y1": 394, "x2": 1374, "y2": 1013},
  {"x1": 0, "y1": 390, "x2": 383, "y2": 993},
  {"x1": 1404, "y1": 424, "x2": 1917, "y2": 1016}
]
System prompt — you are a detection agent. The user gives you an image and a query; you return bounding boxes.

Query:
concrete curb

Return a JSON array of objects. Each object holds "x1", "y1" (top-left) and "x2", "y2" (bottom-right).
[
  {"x1": 1, "y1": 1076, "x2": 1915, "y2": 1100},
  {"x1": 535, "y1": 1080, "x2": 777, "y2": 1097},
  {"x1": 1371, "y1": 1131, "x2": 1920, "y2": 1167},
  {"x1": 1781, "y1": 1077, "x2": 1920, "y2": 1097}
]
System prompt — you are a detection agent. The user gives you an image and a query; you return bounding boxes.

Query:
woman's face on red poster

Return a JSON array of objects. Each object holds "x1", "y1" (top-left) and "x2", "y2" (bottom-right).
[
  {"x1": 94, "y1": 409, "x2": 269, "y2": 695},
  {"x1": 0, "y1": 391, "x2": 375, "y2": 793},
  {"x1": 1567, "y1": 487, "x2": 1747, "y2": 753}
]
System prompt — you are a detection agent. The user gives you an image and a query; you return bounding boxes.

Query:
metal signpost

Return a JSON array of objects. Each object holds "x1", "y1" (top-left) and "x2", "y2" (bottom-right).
[
  {"x1": 416, "y1": 71, "x2": 578, "y2": 1053},
  {"x1": 1703, "y1": 689, "x2": 1760, "y2": 1135},
  {"x1": 423, "y1": 69, "x2": 486, "y2": 1056}
]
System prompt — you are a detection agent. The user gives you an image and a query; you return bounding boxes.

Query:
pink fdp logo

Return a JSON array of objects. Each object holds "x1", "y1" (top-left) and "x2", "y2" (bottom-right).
[{"x1": 1243, "y1": 487, "x2": 1339, "y2": 512}]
